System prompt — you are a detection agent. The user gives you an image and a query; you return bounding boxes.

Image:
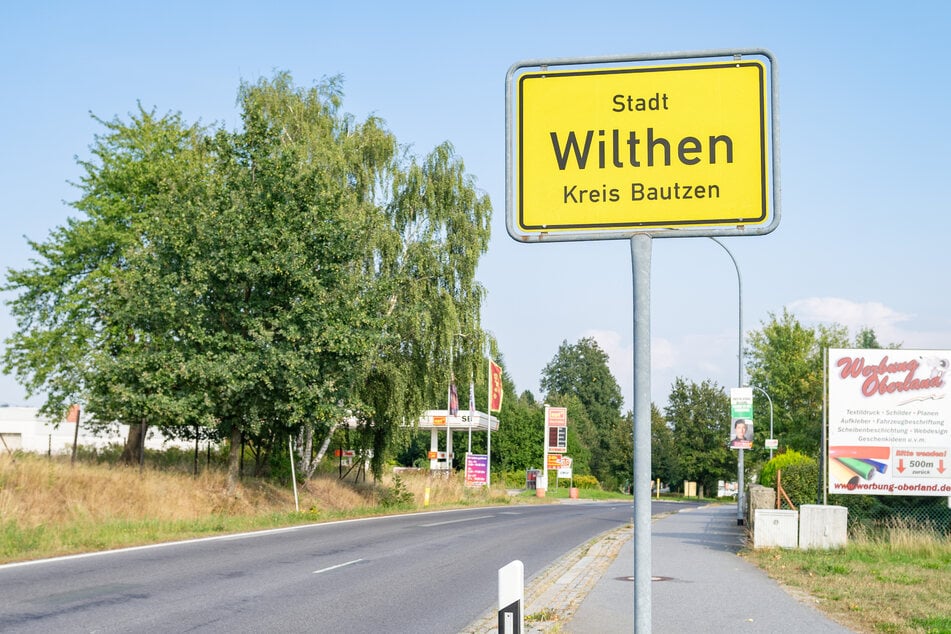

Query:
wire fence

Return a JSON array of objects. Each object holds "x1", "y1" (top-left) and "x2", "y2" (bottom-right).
[{"x1": 829, "y1": 495, "x2": 951, "y2": 537}]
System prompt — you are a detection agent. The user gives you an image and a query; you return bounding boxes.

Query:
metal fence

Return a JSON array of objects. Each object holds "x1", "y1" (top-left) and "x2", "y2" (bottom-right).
[{"x1": 829, "y1": 495, "x2": 951, "y2": 537}]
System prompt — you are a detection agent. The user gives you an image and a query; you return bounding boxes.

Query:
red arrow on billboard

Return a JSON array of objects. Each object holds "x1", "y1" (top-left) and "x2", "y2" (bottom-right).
[
  {"x1": 897, "y1": 459, "x2": 905, "y2": 474},
  {"x1": 938, "y1": 460, "x2": 946, "y2": 474}
]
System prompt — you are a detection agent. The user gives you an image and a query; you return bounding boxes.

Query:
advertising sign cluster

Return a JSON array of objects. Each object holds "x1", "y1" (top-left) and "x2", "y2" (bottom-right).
[{"x1": 828, "y1": 348, "x2": 951, "y2": 496}]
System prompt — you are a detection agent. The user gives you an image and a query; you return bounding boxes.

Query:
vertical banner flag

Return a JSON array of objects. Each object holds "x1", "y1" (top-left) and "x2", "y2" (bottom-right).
[
  {"x1": 449, "y1": 382, "x2": 459, "y2": 416},
  {"x1": 469, "y1": 381, "x2": 476, "y2": 419},
  {"x1": 489, "y1": 360, "x2": 504, "y2": 412}
]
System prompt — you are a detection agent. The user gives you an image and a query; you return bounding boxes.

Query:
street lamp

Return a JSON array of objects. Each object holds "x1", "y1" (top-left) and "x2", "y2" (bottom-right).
[
  {"x1": 446, "y1": 332, "x2": 467, "y2": 473},
  {"x1": 449, "y1": 332, "x2": 467, "y2": 410},
  {"x1": 709, "y1": 237, "x2": 745, "y2": 526},
  {"x1": 751, "y1": 385, "x2": 775, "y2": 459}
]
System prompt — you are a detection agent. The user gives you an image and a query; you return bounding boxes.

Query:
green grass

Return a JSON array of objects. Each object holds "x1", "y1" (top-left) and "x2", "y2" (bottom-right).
[{"x1": 745, "y1": 528, "x2": 951, "y2": 634}]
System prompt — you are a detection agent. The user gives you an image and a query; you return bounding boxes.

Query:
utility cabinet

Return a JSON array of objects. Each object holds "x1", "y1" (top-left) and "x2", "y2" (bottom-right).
[
  {"x1": 753, "y1": 509, "x2": 799, "y2": 549},
  {"x1": 799, "y1": 504, "x2": 848, "y2": 550}
]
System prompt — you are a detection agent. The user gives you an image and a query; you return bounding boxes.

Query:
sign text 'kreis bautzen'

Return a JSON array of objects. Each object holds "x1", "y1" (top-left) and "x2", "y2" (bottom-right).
[{"x1": 507, "y1": 52, "x2": 778, "y2": 241}]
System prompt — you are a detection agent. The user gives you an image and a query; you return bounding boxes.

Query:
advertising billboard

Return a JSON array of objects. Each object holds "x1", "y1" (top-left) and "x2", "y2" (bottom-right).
[{"x1": 828, "y1": 348, "x2": 951, "y2": 496}]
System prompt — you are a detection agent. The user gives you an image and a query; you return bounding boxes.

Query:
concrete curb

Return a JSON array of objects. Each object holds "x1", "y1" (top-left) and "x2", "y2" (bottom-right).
[{"x1": 460, "y1": 524, "x2": 632, "y2": 633}]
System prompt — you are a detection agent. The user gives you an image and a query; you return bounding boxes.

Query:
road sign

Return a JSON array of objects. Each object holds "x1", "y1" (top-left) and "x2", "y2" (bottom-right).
[{"x1": 506, "y1": 50, "x2": 778, "y2": 242}]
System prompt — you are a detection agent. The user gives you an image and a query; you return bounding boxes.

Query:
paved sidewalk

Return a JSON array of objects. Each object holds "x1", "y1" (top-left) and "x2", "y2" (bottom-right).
[
  {"x1": 464, "y1": 503, "x2": 855, "y2": 633},
  {"x1": 568, "y1": 504, "x2": 854, "y2": 633}
]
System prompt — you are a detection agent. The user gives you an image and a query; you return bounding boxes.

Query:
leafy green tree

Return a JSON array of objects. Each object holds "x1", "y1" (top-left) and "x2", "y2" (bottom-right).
[
  {"x1": 490, "y1": 387, "x2": 544, "y2": 475},
  {"x1": 601, "y1": 410, "x2": 633, "y2": 492},
  {"x1": 663, "y1": 377, "x2": 733, "y2": 496},
  {"x1": 353, "y1": 137, "x2": 491, "y2": 479},
  {"x1": 540, "y1": 337, "x2": 624, "y2": 486},
  {"x1": 2, "y1": 108, "x2": 208, "y2": 460},
  {"x1": 650, "y1": 404, "x2": 679, "y2": 488},
  {"x1": 540, "y1": 337, "x2": 623, "y2": 427},
  {"x1": 745, "y1": 309, "x2": 849, "y2": 458},
  {"x1": 458, "y1": 357, "x2": 551, "y2": 481},
  {"x1": 3, "y1": 73, "x2": 492, "y2": 485}
]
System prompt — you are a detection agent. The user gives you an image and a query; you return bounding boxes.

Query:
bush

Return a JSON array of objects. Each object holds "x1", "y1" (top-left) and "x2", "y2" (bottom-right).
[
  {"x1": 572, "y1": 474, "x2": 601, "y2": 490},
  {"x1": 501, "y1": 470, "x2": 528, "y2": 488},
  {"x1": 759, "y1": 450, "x2": 818, "y2": 508},
  {"x1": 379, "y1": 475, "x2": 414, "y2": 508}
]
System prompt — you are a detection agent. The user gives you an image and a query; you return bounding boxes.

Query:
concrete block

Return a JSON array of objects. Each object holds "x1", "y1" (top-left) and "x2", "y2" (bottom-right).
[
  {"x1": 799, "y1": 504, "x2": 848, "y2": 550},
  {"x1": 747, "y1": 484, "x2": 776, "y2": 529},
  {"x1": 753, "y1": 509, "x2": 799, "y2": 549}
]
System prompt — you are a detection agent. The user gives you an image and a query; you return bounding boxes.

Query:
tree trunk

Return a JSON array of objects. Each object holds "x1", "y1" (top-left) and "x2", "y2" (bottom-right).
[
  {"x1": 227, "y1": 426, "x2": 242, "y2": 493},
  {"x1": 307, "y1": 421, "x2": 339, "y2": 479},
  {"x1": 120, "y1": 420, "x2": 146, "y2": 465},
  {"x1": 300, "y1": 424, "x2": 314, "y2": 477}
]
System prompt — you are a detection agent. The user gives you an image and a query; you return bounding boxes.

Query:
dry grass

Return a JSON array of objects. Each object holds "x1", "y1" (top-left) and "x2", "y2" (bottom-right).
[
  {"x1": 0, "y1": 454, "x2": 514, "y2": 564},
  {"x1": 744, "y1": 519, "x2": 951, "y2": 634}
]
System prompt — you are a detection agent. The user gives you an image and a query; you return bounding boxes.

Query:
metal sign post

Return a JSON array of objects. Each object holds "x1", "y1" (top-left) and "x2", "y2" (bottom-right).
[
  {"x1": 505, "y1": 49, "x2": 779, "y2": 633},
  {"x1": 631, "y1": 234, "x2": 652, "y2": 632}
]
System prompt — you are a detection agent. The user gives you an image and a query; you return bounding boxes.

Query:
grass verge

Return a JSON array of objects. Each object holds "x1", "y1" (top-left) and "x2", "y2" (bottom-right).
[
  {"x1": 743, "y1": 519, "x2": 951, "y2": 634},
  {"x1": 0, "y1": 453, "x2": 512, "y2": 564}
]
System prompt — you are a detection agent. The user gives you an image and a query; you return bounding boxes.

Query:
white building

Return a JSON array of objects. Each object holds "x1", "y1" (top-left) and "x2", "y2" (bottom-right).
[{"x1": 0, "y1": 406, "x2": 194, "y2": 455}]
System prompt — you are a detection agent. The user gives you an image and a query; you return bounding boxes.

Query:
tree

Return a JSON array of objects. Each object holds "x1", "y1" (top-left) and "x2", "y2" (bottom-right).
[
  {"x1": 540, "y1": 338, "x2": 623, "y2": 427},
  {"x1": 650, "y1": 404, "x2": 678, "y2": 487},
  {"x1": 602, "y1": 410, "x2": 634, "y2": 492},
  {"x1": 352, "y1": 138, "x2": 491, "y2": 479},
  {"x1": 3, "y1": 73, "x2": 492, "y2": 485},
  {"x1": 663, "y1": 377, "x2": 733, "y2": 496},
  {"x1": 540, "y1": 337, "x2": 625, "y2": 487},
  {"x1": 2, "y1": 108, "x2": 208, "y2": 461},
  {"x1": 745, "y1": 309, "x2": 849, "y2": 457}
]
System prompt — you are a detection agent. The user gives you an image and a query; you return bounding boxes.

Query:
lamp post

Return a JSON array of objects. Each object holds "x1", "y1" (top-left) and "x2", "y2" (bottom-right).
[
  {"x1": 449, "y1": 333, "x2": 467, "y2": 404},
  {"x1": 447, "y1": 332, "x2": 466, "y2": 471},
  {"x1": 751, "y1": 384, "x2": 775, "y2": 459},
  {"x1": 709, "y1": 237, "x2": 745, "y2": 525}
]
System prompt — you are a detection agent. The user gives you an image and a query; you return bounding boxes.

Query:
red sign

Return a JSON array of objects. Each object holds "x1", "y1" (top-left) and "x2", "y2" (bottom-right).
[
  {"x1": 489, "y1": 360, "x2": 504, "y2": 412},
  {"x1": 548, "y1": 454, "x2": 568, "y2": 469},
  {"x1": 548, "y1": 426, "x2": 567, "y2": 452}
]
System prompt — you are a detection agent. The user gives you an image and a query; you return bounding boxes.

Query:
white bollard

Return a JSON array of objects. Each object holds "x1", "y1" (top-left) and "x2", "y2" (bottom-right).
[{"x1": 498, "y1": 560, "x2": 524, "y2": 633}]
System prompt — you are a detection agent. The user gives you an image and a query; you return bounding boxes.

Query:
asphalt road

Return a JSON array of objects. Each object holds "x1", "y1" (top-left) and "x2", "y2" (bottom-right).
[{"x1": 0, "y1": 501, "x2": 676, "y2": 633}]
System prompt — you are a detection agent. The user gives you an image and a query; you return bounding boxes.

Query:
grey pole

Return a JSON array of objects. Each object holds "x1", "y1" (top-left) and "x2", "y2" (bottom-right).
[
  {"x1": 751, "y1": 385, "x2": 775, "y2": 460},
  {"x1": 631, "y1": 234, "x2": 652, "y2": 632},
  {"x1": 709, "y1": 237, "x2": 745, "y2": 525}
]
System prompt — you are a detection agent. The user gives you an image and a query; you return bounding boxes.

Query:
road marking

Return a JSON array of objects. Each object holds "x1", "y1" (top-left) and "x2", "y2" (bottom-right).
[
  {"x1": 417, "y1": 514, "x2": 494, "y2": 527},
  {"x1": 313, "y1": 558, "x2": 364, "y2": 574}
]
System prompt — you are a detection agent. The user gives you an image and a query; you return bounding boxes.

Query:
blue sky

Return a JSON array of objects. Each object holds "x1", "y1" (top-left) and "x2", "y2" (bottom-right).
[{"x1": 1, "y1": 2, "x2": 948, "y2": 411}]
